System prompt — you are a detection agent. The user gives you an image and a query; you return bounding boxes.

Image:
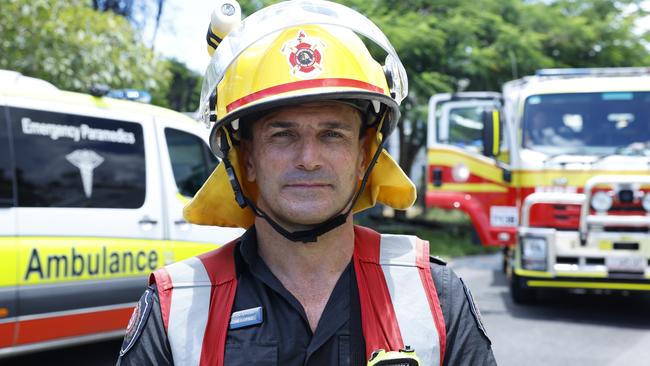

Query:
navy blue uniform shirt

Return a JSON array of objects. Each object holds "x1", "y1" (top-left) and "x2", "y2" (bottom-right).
[{"x1": 116, "y1": 228, "x2": 497, "y2": 365}]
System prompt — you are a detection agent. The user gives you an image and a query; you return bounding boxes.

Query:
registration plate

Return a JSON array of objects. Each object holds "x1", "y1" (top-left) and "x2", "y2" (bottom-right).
[
  {"x1": 490, "y1": 206, "x2": 518, "y2": 227},
  {"x1": 605, "y1": 256, "x2": 646, "y2": 273}
]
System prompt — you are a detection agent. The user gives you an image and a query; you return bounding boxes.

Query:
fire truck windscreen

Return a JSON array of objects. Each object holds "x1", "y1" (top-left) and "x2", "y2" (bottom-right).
[{"x1": 522, "y1": 92, "x2": 650, "y2": 156}]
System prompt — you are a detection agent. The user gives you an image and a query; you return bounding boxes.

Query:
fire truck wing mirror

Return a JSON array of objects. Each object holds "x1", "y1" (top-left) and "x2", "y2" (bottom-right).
[{"x1": 482, "y1": 108, "x2": 501, "y2": 158}]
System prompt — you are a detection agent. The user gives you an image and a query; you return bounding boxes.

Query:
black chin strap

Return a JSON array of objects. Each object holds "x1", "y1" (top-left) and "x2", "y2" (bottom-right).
[{"x1": 220, "y1": 117, "x2": 388, "y2": 243}]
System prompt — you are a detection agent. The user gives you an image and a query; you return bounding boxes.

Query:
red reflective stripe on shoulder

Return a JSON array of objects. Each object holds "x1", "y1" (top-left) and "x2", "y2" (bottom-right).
[
  {"x1": 415, "y1": 238, "x2": 447, "y2": 365},
  {"x1": 353, "y1": 225, "x2": 404, "y2": 357},
  {"x1": 198, "y1": 240, "x2": 238, "y2": 366},
  {"x1": 353, "y1": 225, "x2": 381, "y2": 263},
  {"x1": 197, "y1": 241, "x2": 238, "y2": 285},
  {"x1": 150, "y1": 268, "x2": 172, "y2": 332}
]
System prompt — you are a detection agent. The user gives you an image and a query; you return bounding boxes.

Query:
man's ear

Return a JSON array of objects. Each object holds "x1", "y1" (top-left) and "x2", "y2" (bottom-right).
[
  {"x1": 357, "y1": 129, "x2": 371, "y2": 179},
  {"x1": 240, "y1": 140, "x2": 256, "y2": 182}
]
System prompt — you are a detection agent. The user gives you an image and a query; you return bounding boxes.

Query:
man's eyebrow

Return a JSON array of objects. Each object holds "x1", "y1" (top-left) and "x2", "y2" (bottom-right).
[
  {"x1": 265, "y1": 121, "x2": 295, "y2": 129},
  {"x1": 320, "y1": 121, "x2": 355, "y2": 131},
  {"x1": 264, "y1": 120, "x2": 355, "y2": 131}
]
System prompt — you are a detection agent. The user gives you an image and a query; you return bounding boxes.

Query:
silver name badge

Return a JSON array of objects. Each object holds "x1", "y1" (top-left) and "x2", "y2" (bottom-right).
[{"x1": 229, "y1": 306, "x2": 263, "y2": 329}]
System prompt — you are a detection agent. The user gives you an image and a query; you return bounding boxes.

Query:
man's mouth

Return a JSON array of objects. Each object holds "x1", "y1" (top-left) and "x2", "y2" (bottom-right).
[{"x1": 284, "y1": 182, "x2": 331, "y2": 188}]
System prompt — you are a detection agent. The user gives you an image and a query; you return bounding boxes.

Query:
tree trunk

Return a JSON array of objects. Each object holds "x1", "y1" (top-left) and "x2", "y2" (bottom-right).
[{"x1": 150, "y1": 0, "x2": 165, "y2": 49}]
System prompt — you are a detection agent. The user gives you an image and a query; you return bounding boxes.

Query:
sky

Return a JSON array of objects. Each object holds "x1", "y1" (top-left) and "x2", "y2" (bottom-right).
[{"x1": 149, "y1": 0, "x2": 218, "y2": 74}]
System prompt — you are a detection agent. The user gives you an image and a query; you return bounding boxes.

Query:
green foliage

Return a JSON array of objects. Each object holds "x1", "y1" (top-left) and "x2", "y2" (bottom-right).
[
  {"x1": 165, "y1": 59, "x2": 202, "y2": 112},
  {"x1": 0, "y1": 0, "x2": 170, "y2": 100},
  {"x1": 357, "y1": 208, "x2": 499, "y2": 258}
]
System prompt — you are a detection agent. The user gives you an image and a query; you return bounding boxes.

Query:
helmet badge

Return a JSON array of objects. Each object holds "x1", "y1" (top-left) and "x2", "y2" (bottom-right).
[{"x1": 282, "y1": 30, "x2": 325, "y2": 78}]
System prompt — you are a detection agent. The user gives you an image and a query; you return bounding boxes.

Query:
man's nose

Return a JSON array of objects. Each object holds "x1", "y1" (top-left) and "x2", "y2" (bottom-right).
[{"x1": 295, "y1": 136, "x2": 323, "y2": 171}]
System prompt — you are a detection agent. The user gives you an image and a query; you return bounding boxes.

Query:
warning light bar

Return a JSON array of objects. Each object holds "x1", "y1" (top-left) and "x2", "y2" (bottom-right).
[{"x1": 536, "y1": 67, "x2": 650, "y2": 78}]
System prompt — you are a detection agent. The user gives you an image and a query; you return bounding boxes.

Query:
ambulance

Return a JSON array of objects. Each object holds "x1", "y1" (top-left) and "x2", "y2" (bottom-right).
[
  {"x1": 0, "y1": 70, "x2": 243, "y2": 356},
  {"x1": 426, "y1": 68, "x2": 650, "y2": 303}
]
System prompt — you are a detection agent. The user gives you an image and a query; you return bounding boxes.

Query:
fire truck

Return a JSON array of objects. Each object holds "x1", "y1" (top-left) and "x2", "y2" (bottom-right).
[{"x1": 426, "y1": 68, "x2": 650, "y2": 303}]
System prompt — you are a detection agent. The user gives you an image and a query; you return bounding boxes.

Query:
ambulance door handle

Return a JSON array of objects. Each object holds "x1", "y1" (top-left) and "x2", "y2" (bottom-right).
[
  {"x1": 174, "y1": 219, "x2": 191, "y2": 232},
  {"x1": 138, "y1": 216, "x2": 158, "y2": 225}
]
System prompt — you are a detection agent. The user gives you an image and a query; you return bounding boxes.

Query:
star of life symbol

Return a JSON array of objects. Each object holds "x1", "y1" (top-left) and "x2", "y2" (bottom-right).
[
  {"x1": 65, "y1": 149, "x2": 104, "y2": 198},
  {"x1": 281, "y1": 30, "x2": 325, "y2": 78}
]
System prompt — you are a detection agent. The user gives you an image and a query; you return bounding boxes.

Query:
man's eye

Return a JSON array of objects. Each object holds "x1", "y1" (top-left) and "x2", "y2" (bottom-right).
[
  {"x1": 323, "y1": 131, "x2": 344, "y2": 138},
  {"x1": 271, "y1": 131, "x2": 292, "y2": 138}
]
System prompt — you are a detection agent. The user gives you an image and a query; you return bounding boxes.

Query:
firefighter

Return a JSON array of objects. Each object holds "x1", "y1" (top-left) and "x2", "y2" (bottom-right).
[{"x1": 116, "y1": 1, "x2": 496, "y2": 365}]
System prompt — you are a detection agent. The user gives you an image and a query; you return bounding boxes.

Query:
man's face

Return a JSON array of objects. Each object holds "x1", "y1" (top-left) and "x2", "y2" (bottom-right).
[{"x1": 243, "y1": 102, "x2": 367, "y2": 230}]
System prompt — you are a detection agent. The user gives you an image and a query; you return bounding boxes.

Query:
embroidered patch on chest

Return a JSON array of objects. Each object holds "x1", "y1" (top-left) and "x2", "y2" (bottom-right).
[
  {"x1": 120, "y1": 287, "x2": 153, "y2": 356},
  {"x1": 229, "y1": 306, "x2": 264, "y2": 330}
]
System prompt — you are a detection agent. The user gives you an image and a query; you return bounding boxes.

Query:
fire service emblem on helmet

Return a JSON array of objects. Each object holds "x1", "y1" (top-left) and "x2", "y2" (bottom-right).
[{"x1": 281, "y1": 30, "x2": 325, "y2": 78}]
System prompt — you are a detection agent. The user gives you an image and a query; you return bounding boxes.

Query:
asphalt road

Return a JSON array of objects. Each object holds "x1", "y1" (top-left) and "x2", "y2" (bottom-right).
[
  {"x1": 5, "y1": 252, "x2": 650, "y2": 365},
  {"x1": 450, "y1": 253, "x2": 650, "y2": 366}
]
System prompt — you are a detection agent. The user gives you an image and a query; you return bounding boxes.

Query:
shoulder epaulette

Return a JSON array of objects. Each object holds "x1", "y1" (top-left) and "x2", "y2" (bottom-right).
[{"x1": 429, "y1": 255, "x2": 447, "y2": 266}]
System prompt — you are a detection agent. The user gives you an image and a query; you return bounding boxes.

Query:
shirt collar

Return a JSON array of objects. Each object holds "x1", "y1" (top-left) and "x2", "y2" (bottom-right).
[
  {"x1": 236, "y1": 226, "x2": 354, "y2": 341},
  {"x1": 238, "y1": 226, "x2": 259, "y2": 268}
]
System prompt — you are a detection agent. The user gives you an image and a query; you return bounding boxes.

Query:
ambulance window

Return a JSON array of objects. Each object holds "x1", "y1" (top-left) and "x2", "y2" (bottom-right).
[
  {"x1": 0, "y1": 109, "x2": 13, "y2": 206},
  {"x1": 165, "y1": 128, "x2": 218, "y2": 198},
  {"x1": 8, "y1": 107, "x2": 146, "y2": 208}
]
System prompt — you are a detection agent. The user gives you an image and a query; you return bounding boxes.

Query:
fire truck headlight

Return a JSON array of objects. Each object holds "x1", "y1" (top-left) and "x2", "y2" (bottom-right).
[
  {"x1": 642, "y1": 193, "x2": 650, "y2": 212},
  {"x1": 591, "y1": 191, "x2": 613, "y2": 212},
  {"x1": 521, "y1": 237, "x2": 547, "y2": 271},
  {"x1": 452, "y1": 163, "x2": 470, "y2": 182}
]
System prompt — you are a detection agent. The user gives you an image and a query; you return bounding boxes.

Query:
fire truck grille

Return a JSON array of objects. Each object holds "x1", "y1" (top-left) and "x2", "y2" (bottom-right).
[{"x1": 530, "y1": 203, "x2": 581, "y2": 229}]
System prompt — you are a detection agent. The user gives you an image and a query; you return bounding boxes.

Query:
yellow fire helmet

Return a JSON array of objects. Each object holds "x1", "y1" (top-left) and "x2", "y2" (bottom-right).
[{"x1": 186, "y1": 0, "x2": 415, "y2": 242}]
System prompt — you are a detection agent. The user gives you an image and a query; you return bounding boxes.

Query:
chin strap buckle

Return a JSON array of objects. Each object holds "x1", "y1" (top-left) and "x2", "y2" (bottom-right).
[{"x1": 224, "y1": 159, "x2": 247, "y2": 209}]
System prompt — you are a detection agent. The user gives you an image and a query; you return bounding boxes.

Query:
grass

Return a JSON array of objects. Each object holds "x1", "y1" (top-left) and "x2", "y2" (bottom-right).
[{"x1": 355, "y1": 207, "x2": 499, "y2": 261}]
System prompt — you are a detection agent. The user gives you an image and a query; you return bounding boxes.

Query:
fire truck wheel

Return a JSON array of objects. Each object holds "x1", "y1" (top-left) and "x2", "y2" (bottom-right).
[{"x1": 510, "y1": 272, "x2": 537, "y2": 305}]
